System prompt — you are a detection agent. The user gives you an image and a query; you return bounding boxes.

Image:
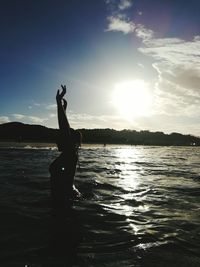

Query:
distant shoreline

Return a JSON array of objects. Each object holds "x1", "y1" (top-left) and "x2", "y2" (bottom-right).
[
  {"x1": 0, "y1": 141, "x2": 139, "y2": 148},
  {"x1": 0, "y1": 141, "x2": 199, "y2": 149},
  {"x1": 0, "y1": 122, "x2": 200, "y2": 146}
]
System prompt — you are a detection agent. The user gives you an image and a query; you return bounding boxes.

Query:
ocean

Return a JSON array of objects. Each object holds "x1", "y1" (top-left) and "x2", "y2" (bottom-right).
[{"x1": 0, "y1": 144, "x2": 200, "y2": 266}]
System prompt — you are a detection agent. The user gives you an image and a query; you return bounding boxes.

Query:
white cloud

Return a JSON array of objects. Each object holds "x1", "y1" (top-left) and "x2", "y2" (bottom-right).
[
  {"x1": 137, "y1": 36, "x2": 200, "y2": 125},
  {"x1": 105, "y1": 0, "x2": 133, "y2": 11},
  {"x1": 105, "y1": 0, "x2": 153, "y2": 40},
  {"x1": 106, "y1": 16, "x2": 135, "y2": 34},
  {"x1": 106, "y1": 16, "x2": 155, "y2": 39},
  {"x1": 28, "y1": 101, "x2": 57, "y2": 111},
  {"x1": 67, "y1": 112, "x2": 129, "y2": 129},
  {"x1": 49, "y1": 113, "x2": 56, "y2": 118},
  {"x1": 28, "y1": 116, "x2": 47, "y2": 123},
  {"x1": 0, "y1": 116, "x2": 10, "y2": 124},
  {"x1": 13, "y1": 114, "x2": 26, "y2": 119},
  {"x1": 140, "y1": 36, "x2": 200, "y2": 67},
  {"x1": 105, "y1": 0, "x2": 155, "y2": 43},
  {"x1": 12, "y1": 113, "x2": 47, "y2": 124},
  {"x1": 144, "y1": 38, "x2": 183, "y2": 47},
  {"x1": 135, "y1": 25, "x2": 154, "y2": 41},
  {"x1": 118, "y1": 0, "x2": 133, "y2": 10},
  {"x1": 45, "y1": 103, "x2": 57, "y2": 110}
]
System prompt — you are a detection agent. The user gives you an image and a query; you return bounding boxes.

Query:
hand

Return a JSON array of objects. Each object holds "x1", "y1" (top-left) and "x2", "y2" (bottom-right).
[{"x1": 56, "y1": 84, "x2": 67, "y2": 102}]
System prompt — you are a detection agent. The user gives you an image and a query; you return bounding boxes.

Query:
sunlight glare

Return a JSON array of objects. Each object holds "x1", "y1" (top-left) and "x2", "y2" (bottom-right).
[{"x1": 112, "y1": 80, "x2": 152, "y2": 120}]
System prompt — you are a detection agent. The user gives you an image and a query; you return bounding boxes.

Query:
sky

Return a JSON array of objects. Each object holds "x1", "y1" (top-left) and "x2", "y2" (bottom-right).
[{"x1": 0, "y1": 0, "x2": 200, "y2": 136}]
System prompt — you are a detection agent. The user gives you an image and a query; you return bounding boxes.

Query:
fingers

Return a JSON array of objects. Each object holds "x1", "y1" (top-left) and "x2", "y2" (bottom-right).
[
  {"x1": 56, "y1": 90, "x2": 60, "y2": 100},
  {"x1": 60, "y1": 84, "x2": 66, "y2": 98},
  {"x1": 61, "y1": 84, "x2": 66, "y2": 91},
  {"x1": 56, "y1": 85, "x2": 67, "y2": 101},
  {"x1": 63, "y1": 98, "x2": 67, "y2": 104}
]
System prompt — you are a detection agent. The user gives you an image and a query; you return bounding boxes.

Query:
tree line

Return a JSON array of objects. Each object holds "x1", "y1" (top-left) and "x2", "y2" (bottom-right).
[{"x1": 0, "y1": 122, "x2": 199, "y2": 146}]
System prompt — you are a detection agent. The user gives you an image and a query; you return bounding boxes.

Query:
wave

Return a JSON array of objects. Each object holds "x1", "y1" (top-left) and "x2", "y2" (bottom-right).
[{"x1": 0, "y1": 146, "x2": 200, "y2": 266}]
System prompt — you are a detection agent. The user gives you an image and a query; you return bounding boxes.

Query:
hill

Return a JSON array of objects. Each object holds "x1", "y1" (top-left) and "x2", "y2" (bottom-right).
[
  {"x1": 0, "y1": 122, "x2": 58, "y2": 142},
  {"x1": 0, "y1": 122, "x2": 199, "y2": 146}
]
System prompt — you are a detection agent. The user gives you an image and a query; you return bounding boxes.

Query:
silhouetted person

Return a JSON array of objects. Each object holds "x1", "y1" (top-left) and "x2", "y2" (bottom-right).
[{"x1": 49, "y1": 85, "x2": 82, "y2": 213}]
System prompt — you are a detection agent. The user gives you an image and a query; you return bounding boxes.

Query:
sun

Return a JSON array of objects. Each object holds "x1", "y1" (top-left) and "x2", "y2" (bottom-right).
[{"x1": 112, "y1": 80, "x2": 152, "y2": 120}]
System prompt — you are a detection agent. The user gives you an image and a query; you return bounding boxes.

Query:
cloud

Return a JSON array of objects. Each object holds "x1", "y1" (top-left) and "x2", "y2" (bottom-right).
[
  {"x1": 28, "y1": 101, "x2": 57, "y2": 111},
  {"x1": 138, "y1": 36, "x2": 200, "y2": 120},
  {"x1": 28, "y1": 116, "x2": 47, "y2": 123},
  {"x1": 140, "y1": 36, "x2": 200, "y2": 67},
  {"x1": 135, "y1": 25, "x2": 154, "y2": 41},
  {"x1": 105, "y1": 0, "x2": 136, "y2": 34},
  {"x1": 45, "y1": 103, "x2": 57, "y2": 110},
  {"x1": 106, "y1": 16, "x2": 135, "y2": 34},
  {"x1": 118, "y1": 0, "x2": 133, "y2": 10},
  {"x1": 49, "y1": 113, "x2": 56, "y2": 118},
  {"x1": 0, "y1": 116, "x2": 10, "y2": 124},
  {"x1": 106, "y1": 16, "x2": 155, "y2": 39},
  {"x1": 105, "y1": 0, "x2": 153, "y2": 39},
  {"x1": 12, "y1": 114, "x2": 47, "y2": 124},
  {"x1": 67, "y1": 112, "x2": 129, "y2": 129},
  {"x1": 105, "y1": 0, "x2": 133, "y2": 11},
  {"x1": 13, "y1": 114, "x2": 26, "y2": 119}
]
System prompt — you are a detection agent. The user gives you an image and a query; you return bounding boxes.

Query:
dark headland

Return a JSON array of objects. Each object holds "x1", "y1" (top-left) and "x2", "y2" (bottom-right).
[{"x1": 0, "y1": 122, "x2": 199, "y2": 146}]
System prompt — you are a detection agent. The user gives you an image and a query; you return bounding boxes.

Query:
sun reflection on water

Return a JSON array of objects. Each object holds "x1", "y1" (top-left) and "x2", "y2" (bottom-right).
[
  {"x1": 100, "y1": 146, "x2": 150, "y2": 230},
  {"x1": 113, "y1": 147, "x2": 143, "y2": 191}
]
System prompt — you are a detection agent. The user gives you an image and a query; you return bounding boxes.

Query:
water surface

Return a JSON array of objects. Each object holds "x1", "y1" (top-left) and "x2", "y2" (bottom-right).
[{"x1": 0, "y1": 145, "x2": 200, "y2": 266}]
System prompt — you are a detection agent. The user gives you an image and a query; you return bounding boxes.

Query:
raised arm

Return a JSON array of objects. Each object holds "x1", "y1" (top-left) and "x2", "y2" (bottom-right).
[{"x1": 56, "y1": 85, "x2": 70, "y2": 137}]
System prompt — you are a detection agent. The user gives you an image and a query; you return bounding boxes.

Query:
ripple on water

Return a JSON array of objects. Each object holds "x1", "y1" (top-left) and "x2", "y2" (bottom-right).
[{"x1": 0, "y1": 146, "x2": 200, "y2": 266}]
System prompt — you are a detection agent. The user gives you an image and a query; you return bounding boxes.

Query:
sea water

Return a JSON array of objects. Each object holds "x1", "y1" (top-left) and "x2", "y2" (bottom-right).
[{"x1": 0, "y1": 144, "x2": 200, "y2": 266}]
